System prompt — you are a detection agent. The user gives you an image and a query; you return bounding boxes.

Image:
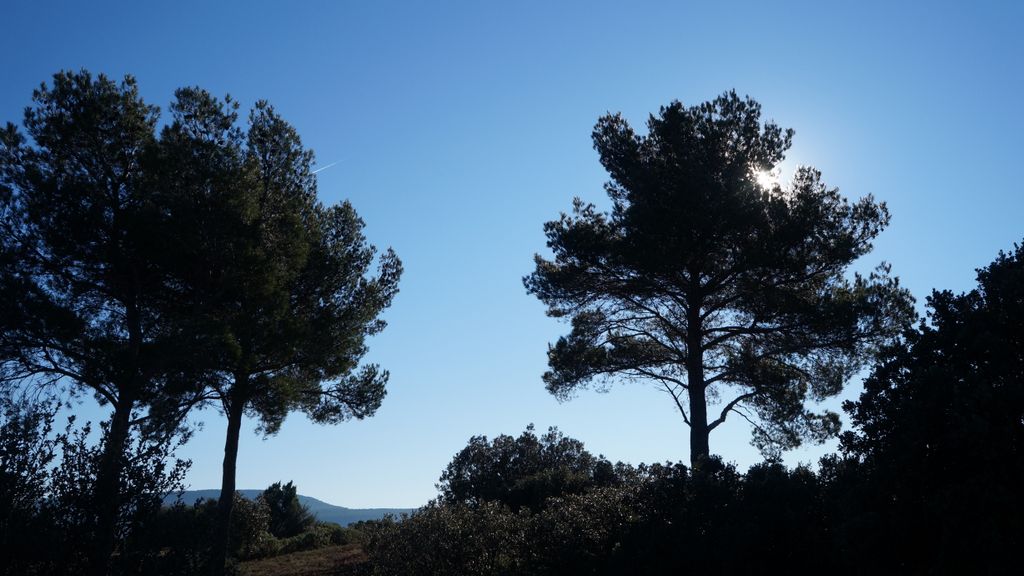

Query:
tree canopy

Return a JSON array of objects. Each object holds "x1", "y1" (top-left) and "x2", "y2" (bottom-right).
[
  {"x1": 0, "y1": 71, "x2": 194, "y2": 574},
  {"x1": 526, "y1": 92, "x2": 914, "y2": 465}
]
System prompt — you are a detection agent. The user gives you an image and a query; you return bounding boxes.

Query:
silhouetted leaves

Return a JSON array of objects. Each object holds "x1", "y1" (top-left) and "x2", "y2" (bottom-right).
[
  {"x1": 1, "y1": 71, "x2": 401, "y2": 575},
  {"x1": 837, "y1": 242, "x2": 1024, "y2": 572},
  {"x1": 438, "y1": 425, "x2": 620, "y2": 512},
  {"x1": 260, "y1": 481, "x2": 316, "y2": 539},
  {"x1": 527, "y1": 92, "x2": 914, "y2": 464},
  {"x1": 0, "y1": 70, "x2": 201, "y2": 574},
  {"x1": 0, "y1": 396, "x2": 189, "y2": 575}
]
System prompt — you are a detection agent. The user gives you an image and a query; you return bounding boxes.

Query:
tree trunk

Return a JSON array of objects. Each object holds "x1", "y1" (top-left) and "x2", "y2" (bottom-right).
[
  {"x1": 90, "y1": 295, "x2": 145, "y2": 575},
  {"x1": 686, "y1": 297, "x2": 709, "y2": 470},
  {"x1": 90, "y1": 394, "x2": 135, "y2": 576},
  {"x1": 687, "y1": 371, "x2": 710, "y2": 468},
  {"x1": 211, "y1": 381, "x2": 247, "y2": 576}
]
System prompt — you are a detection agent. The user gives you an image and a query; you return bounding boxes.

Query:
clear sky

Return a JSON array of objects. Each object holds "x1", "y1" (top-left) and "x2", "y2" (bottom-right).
[{"x1": 2, "y1": 1, "x2": 1021, "y2": 508}]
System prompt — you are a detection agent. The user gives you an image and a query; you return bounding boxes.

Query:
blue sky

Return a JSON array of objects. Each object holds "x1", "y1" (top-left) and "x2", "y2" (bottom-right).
[{"x1": 2, "y1": 1, "x2": 1021, "y2": 508}]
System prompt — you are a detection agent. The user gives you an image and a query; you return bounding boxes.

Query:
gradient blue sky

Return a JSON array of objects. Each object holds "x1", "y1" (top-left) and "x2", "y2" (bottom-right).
[{"x1": 3, "y1": 1, "x2": 1021, "y2": 508}]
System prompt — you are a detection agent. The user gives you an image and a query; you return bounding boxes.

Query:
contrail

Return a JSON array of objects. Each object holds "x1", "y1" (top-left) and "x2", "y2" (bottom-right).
[{"x1": 312, "y1": 160, "x2": 340, "y2": 174}]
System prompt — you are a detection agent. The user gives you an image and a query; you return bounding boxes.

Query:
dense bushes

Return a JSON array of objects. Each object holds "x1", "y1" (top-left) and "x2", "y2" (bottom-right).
[
  {"x1": 363, "y1": 460, "x2": 652, "y2": 575},
  {"x1": 145, "y1": 490, "x2": 366, "y2": 567},
  {"x1": 270, "y1": 520, "x2": 363, "y2": 556},
  {"x1": 0, "y1": 408, "x2": 354, "y2": 576},
  {"x1": 367, "y1": 429, "x2": 1022, "y2": 575},
  {"x1": 367, "y1": 457, "x2": 839, "y2": 576},
  {"x1": 367, "y1": 502, "x2": 525, "y2": 576},
  {"x1": 0, "y1": 398, "x2": 60, "y2": 575},
  {"x1": 0, "y1": 400, "x2": 191, "y2": 575},
  {"x1": 830, "y1": 243, "x2": 1024, "y2": 573}
]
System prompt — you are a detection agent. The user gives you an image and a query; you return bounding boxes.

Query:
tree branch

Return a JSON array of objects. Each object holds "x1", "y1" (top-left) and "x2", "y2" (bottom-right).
[
  {"x1": 708, "y1": 391, "x2": 758, "y2": 432},
  {"x1": 659, "y1": 380, "x2": 690, "y2": 426}
]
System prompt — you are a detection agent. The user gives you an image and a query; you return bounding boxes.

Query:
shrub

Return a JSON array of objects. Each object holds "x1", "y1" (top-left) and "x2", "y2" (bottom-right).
[
  {"x1": 365, "y1": 502, "x2": 528, "y2": 576},
  {"x1": 259, "y1": 481, "x2": 316, "y2": 538}
]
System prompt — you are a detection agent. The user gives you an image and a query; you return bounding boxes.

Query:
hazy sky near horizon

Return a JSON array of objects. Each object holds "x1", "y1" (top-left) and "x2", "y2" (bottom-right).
[{"x1": 2, "y1": 1, "x2": 1022, "y2": 508}]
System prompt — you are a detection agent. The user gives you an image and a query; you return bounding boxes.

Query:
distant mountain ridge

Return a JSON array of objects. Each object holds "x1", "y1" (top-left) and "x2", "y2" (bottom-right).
[{"x1": 168, "y1": 489, "x2": 413, "y2": 526}]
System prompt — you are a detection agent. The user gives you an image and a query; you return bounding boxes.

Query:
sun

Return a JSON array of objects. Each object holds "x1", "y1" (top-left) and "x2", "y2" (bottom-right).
[{"x1": 753, "y1": 168, "x2": 779, "y2": 189}]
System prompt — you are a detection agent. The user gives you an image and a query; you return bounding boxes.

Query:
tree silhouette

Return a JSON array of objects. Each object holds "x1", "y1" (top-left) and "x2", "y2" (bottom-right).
[
  {"x1": 260, "y1": 481, "x2": 315, "y2": 539},
  {"x1": 526, "y1": 92, "x2": 913, "y2": 466},
  {"x1": 155, "y1": 88, "x2": 401, "y2": 575},
  {"x1": 0, "y1": 71, "x2": 195, "y2": 574},
  {"x1": 841, "y1": 241, "x2": 1024, "y2": 572}
]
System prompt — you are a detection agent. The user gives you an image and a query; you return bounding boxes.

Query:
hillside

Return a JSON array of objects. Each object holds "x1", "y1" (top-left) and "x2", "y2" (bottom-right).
[{"x1": 169, "y1": 490, "x2": 412, "y2": 526}]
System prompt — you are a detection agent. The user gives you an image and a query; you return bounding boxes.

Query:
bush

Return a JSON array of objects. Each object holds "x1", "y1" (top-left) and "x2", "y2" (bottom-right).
[
  {"x1": 259, "y1": 481, "x2": 316, "y2": 538},
  {"x1": 266, "y1": 521, "x2": 362, "y2": 556},
  {"x1": 438, "y1": 425, "x2": 620, "y2": 512},
  {"x1": 0, "y1": 397, "x2": 191, "y2": 576},
  {"x1": 0, "y1": 398, "x2": 60, "y2": 576},
  {"x1": 365, "y1": 502, "x2": 528, "y2": 576},
  {"x1": 332, "y1": 524, "x2": 367, "y2": 546},
  {"x1": 130, "y1": 500, "x2": 217, "y2": 575},
  {"x1": 228, "y1": 493, "x2": 272, "y2": 560}
]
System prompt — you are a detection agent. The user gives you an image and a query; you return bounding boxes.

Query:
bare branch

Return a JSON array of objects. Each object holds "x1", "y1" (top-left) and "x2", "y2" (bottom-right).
[
  {"x1": 708, "y1": 391, "x2": 758, "y2": 432},
  {"x1": 659, "y1": 381, "x2": 691, "y2": 426}
]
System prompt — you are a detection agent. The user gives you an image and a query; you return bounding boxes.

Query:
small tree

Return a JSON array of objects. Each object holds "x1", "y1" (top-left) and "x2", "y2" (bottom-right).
[
  {"x1": 260, "y1": 481, "x2": 315, "y2": 539},
  {"x1": 526, "y1": 92, "x2": 913, "y2": 466},
  {"x1": 0, "y1": 393, "x2": 189, "y2": 575}
]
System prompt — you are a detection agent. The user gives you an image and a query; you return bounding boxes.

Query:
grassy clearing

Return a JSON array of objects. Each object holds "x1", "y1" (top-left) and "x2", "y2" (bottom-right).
[{"x1": 238, "y1": 544, "x2": 368, "y2": 576}]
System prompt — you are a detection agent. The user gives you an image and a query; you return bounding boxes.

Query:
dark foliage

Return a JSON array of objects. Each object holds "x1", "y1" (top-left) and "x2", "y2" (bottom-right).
[
  {"x1": 261, "y1": 481, "x2": 316, "y2": 538},
  {"x1": 0, "y1": 397, "x2": 59, "y2": 576},
  {"x1": 365, "y1": 501, "x2": 526, "y2": 576},
  {"x1": 438, "y1": 425, "x2": 620, "y2": 511},
  {"x1": 368, "y1": 455, "x2": 839, "y2": 576},
  {"x1": 836, "y1": 242, "x2": 1024, "y2": 572},
  {"x1": 47, "y1": 417, "x2": 190, "y2": 573},
  {"x1": 0, "y1": 70, "x2": 211, "y2": 573},
  {"x1": 369, "y1": 240, "x2": 1024, "y2": 575},
  {"x1": 0, "y1": 396, "x2": 189, "y2": 575},
  {"x1": 153, "y1": 87, "x2": 401, "y2": 575}
]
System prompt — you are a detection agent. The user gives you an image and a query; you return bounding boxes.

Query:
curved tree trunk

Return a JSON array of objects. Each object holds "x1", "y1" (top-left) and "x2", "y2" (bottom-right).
[
  {"x1": 90, "y1": 394, "x2": 135, "y2": 576},
  {"x1": 90, "y1": 295, "x2": 147, "y2": 575},
  {"x1": 211, "y1": 381, "x2": 247, "y2": 576}
]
